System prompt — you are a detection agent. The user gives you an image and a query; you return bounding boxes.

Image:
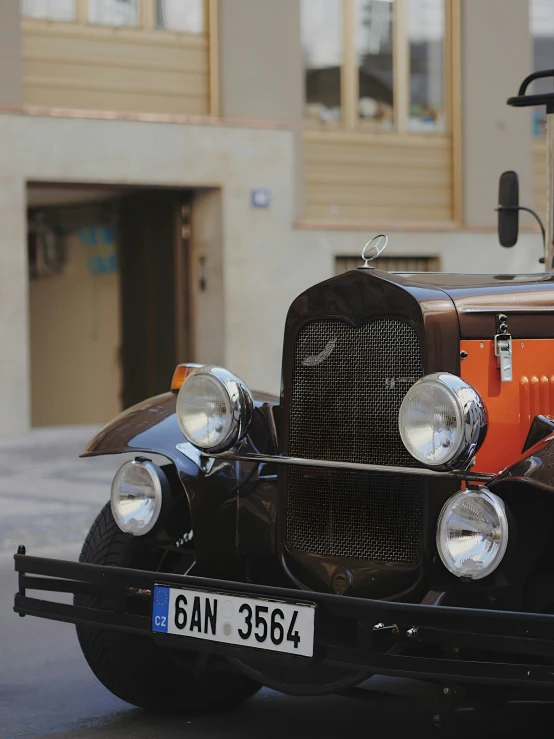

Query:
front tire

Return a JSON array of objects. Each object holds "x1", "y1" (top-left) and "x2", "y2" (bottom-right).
[{"x1": 75, "y1": 503, "x2": 260, "y2": 714}]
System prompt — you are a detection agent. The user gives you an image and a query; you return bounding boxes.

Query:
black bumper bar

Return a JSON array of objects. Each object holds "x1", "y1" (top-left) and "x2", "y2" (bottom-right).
[{"x1": 13, "y1": 552, "x2": 554, "y2": 687}]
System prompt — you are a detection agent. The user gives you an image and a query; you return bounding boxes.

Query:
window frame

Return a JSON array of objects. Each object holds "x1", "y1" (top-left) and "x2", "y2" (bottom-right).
[
  {"x1": 23, "y1": 0, "x2": 208, "y2": 35},
  {"x1": 529, "y1": 0, "x2": 554, "y2": 138},
  {"x1": 305, "y1": 0, "x2": 459, "y2": 137}
]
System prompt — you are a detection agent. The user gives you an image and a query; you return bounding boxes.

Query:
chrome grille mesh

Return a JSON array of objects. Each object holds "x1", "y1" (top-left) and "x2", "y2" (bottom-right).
[
  {"x1": 286, "y1": 467, "x2": 423, "y2": 563},
  {"x1": 286, "y1": 318, "x2": 424, "y2": 564}
]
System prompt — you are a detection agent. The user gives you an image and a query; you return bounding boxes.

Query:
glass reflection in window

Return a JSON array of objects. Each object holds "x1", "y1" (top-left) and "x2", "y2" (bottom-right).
[
  {"x1": 530, "y1": 0, "x2": 554, "y2": 136},
  {"x1": 157, "y1": 0, "x2": 204, "y2": 34},
  {"x1": 407, "y1": 0, "x2": 445, "y2": 132},
  {"x1": 301, "y1": 0, "x2": 343, "y2": 126},
  {"x1": 89, "y1": 0, "x2": 139, "y2": 27},
  {"x1": 356, "y1": 0, "x2": 394, "y2": 130},
  {"x1": 21, "y1": 0, "x2": 75, "y2": 21}
]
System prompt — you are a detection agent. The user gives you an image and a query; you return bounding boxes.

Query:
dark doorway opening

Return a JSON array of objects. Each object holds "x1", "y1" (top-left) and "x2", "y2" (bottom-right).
[
  {"x1": 119, "y1": 190, "x2": 191, "y2": 409},
  {"x1": 27, "y1": 183, "x2": 192, "y2": 426}
]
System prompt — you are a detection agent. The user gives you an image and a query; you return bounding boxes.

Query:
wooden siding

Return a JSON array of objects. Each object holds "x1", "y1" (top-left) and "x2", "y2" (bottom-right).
[
  {"x1": 22, "y1": 19, "x2": 210, "y2": 115},
  {"x1": 303, "y1": 130, "x2": 454, "y2": 223},
  {"x1": 533, "y1": 137, "x2": 546, "y2": 219}
]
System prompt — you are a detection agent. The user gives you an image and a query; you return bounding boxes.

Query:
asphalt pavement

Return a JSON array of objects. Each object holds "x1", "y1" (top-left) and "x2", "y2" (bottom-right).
[{"x1": 0, "y1": 427, "x2": 552, "y2": 737}]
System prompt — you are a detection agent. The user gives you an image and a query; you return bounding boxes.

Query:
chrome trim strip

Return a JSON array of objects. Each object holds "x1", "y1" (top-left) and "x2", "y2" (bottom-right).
[
  {"x1": 210, "y1": 452, "x2": 496, "y2": 483},
  {"x1": 461, "y1": 306, "x2": 554, "y2": 314}
]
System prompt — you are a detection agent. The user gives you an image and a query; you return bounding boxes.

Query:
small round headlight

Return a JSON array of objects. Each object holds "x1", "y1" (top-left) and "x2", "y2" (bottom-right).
[
  {"x1": 176, "y1": 365, "x2": 253, "y2": 453},
  {"x1": 111, "y1": 459, "x2": 164, "y2": 536},
  {"x1": 437, "y1": 488, "x2": 508, "y2": 580},
  {"x1": 398, "y1": 372, "x2": 487, "y2": 470}
]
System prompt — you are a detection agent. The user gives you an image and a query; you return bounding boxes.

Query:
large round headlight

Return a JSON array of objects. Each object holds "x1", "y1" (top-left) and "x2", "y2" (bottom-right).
[
  {"x1": 111, "y1": 459, "x2": 166, "y2": 536},
  {"x1": 437, "y1": 488, "x2": 508, "y2": 580},
  {"x1": 398, "y1": 372, "x2": 487, "y2": 470},
  {"x1": 176, "y1": 365, "x2": 253, "y2": 453}
]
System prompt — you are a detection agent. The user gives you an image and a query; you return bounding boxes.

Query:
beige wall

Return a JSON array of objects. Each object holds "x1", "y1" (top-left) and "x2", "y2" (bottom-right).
[
  {"x1": 533, "y1": 138, "x2": 546, "y2": 219},
  {"x1": 461, "y1": 0, "x2": 533, "y2": 227},
  {"x1": 21, "y1": 18, "x2": 210, "y2": 115},
  {"x1": 0, "y1": 176, "x2": 28, "y2": 434},
  {"x1": 218, "y1": 0, "x2": 304, "y2": 214},
  {"x1": 304, "y1": 130, "x2": 453, "y2": 223},
  {"x1": 29, "y1": 229, "x2": 121, "y2": 427},
  {"x1": 0, "y1": 1, "x2": 22, "y2": 106},
  {"x1": 0, "y1": 107, "x2": 545, "y2": 434}
]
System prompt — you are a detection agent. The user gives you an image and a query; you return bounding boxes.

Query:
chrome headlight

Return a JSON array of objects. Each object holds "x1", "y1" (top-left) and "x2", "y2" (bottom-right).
[
  {"x1": 398, "y1": 372, "x2": 487, "y2": 470},
  {"x1": 437, "y1": 488, "x2": 508, "y2": 580},
  {"x1": 111, "y1": 459, "x2": 167, "y2": 536},
  {"x1": 176, "y1": 365, "x2": 253, "y2": 453}
]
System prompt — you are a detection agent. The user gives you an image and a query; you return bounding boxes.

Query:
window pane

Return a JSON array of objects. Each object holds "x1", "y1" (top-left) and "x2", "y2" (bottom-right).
[
  {"x1": 157, "y1": 0, "x2": 204, "y2": 33},
  {"x1": 407, "y1": 0, "x2": 445, "y2": 133},
  {"x1": 530, "y1": 0, "x2": 554, "y2": 136},
  {"x1": 301, "y1": 0, "x2": 343, "y2": 126},
  {"x1": 89, "y1": 0, "x2": 139, "y2": 27},
  {"x1": 356, "y1": 0, "x2": 394, "y2": 130},
  {"x1": 21, "y1": 0, "x2": 75, "y2": 21}
]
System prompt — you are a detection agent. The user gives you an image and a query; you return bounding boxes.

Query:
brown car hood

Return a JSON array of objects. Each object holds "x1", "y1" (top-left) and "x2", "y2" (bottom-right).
[{"x1": 393, "y1": 272, "x2": 554, "y2": 339}]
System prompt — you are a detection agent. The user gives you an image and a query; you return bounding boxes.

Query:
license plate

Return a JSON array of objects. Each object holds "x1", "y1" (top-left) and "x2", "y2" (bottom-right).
[{"x1": 152, "y1": 585, "x2": 315, "y2": 658}]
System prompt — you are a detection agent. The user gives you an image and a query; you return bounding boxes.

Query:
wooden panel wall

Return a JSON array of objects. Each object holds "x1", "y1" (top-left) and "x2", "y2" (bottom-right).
[
  {"x1": 533, "y1": 138, "x2": 546, "y2": 219},
  {"x1": 303, "y1": 130, "x2": 454, "y2": 223},
  {"x1": 22, "y1": 19, "x2": 210, "y2": 115}
]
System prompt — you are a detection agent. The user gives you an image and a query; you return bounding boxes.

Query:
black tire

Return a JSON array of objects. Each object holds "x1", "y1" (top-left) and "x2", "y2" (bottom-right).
[{"x1": 75, "y1": 503, "x2": 260, "y2": 714}]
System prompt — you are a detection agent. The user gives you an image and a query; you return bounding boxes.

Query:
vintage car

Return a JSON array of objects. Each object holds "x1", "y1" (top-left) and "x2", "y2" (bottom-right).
[{"x1": 13, "y1": 71, "x2": 554, "y2": 719}]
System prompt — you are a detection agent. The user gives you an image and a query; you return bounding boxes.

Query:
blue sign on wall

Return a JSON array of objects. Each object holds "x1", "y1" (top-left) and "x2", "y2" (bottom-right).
[
  {"x1": 78, "y1": 225, "x2": 117, "y2": 276},
  {"x1": 251, "y1": 188, "x2": 271, "y2": 208}
]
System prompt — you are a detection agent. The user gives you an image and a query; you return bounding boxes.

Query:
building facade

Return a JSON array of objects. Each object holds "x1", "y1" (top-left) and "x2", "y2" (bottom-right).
[{"x1": 0, "y1": 0, "x2": 551, "y2": 433}]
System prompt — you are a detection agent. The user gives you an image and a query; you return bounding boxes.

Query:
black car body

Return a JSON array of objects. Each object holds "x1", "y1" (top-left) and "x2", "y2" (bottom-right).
[{"x1": 15, "y1": 265, "x2": 554, "y2": 701}]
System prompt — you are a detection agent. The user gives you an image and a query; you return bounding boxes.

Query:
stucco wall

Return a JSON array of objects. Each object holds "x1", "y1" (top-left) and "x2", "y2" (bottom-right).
[
  {"x1": 218, "y1": 0, "x2": 304, "y2": 216},
  {"x1": 0, "y1": 2, "x2": 22, "y2": 107},
  {"x1": 0, "y1": 111, "x2": 544, "y2": 433},
  {"x1": 461, "y1": 0, "x2": 533, "y2": 227}
]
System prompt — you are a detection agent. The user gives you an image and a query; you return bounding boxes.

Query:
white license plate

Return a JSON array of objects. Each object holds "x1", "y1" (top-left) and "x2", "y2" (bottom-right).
[{"x1": 152, "y1": 585, "x2": 315, "y2": 658}]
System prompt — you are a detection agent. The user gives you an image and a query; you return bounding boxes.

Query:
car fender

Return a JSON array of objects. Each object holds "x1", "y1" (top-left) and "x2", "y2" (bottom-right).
[
  {"x1": 489, "y1": 432, "x2": 554, "y2": 495},
  {"x1": 82, "y1": 391, "x2": 280, "y2": 576}
]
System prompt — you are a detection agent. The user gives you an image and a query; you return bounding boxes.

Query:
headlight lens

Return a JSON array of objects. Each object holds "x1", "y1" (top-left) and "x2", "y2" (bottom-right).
[
  {"x1": 398, "y1": 372, "x2": 487, "y2": 469},
  {"x1": 176, "y1": 365, "x2": 253, "y2": 452},
  {"x1": 111, "y1": 459, "x2": 164, "y2": 536},
  {"x1": 437, "y1": 488, "x2": 508, "y2": 580}
]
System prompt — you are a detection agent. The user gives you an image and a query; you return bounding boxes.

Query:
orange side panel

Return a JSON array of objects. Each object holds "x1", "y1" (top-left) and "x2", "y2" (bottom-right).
[{"x1": 460, "y1": 339, "x2": 554, "y2": 474}]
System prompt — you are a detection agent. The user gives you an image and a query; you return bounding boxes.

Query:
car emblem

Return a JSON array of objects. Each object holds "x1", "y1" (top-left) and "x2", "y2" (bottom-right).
[
  {"x1": 302, "y1": 337, "x2": 337, "y2": 366},
  {"x1": 385, "y1": 377, "x2": 419, "y2": 390},
  {"x1": 361, "y1": 234, "x2": 388, "y2": 268}
]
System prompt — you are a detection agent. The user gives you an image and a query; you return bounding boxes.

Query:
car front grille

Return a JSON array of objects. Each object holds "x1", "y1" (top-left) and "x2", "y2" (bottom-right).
[{"x1": 286, "y1": 318, "x2": 424, "y2": 565}]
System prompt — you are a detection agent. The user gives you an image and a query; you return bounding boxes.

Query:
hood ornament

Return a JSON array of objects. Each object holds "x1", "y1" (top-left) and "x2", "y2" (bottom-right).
[{"x1": 360, "y1": 234, "x2": 388, "y2": 269}]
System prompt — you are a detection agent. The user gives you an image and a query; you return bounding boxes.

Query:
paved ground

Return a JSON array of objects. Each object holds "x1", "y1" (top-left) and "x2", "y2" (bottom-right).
[{"x1": 0, "y1": 427, "x2": 552, "y2": 737}]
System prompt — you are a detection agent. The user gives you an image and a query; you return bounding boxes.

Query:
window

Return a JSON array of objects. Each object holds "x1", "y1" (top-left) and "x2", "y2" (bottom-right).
[
  {"x1": 408, "y1": 0, "x2": 445, "y2": 132},
  {"x1": 335, "y1": 254, "x2": 440, "y2": 274},
  {"x1": 301, "y1": 0, "x2": 447, "y2": 133},
  {"x1": 356, "y1": 0, "x2": 394, "y2": 129},
  {"x1": 156, "y1": 0, "x2": 204, "y2": 34},
  {"x1": 301, "y1": 0, "x2": 343, "y2": 125},
  {"x1": 89, "y1": 0, "x2": 139, "y2": 27},
  {"x1": 21, "y1": 0, "x2": 75, "y2": 21},
  {"x1": 530, "y1": 0, "x2": 554, "y2": 136}
]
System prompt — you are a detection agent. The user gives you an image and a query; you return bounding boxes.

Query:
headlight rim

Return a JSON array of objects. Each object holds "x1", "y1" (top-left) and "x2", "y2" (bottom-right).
[
  {"x1": 399, "y1": 371, "x2": 488, "y2": 471},
  {"x1": 436, "y1": 487, "x2": 509, "y2": 580},
  {"x1": 176, "y1": 365, "x2": 254, "y2": 453},
  {"x1": 110, "y1": 458, "x2": 165, "y2": 537}
]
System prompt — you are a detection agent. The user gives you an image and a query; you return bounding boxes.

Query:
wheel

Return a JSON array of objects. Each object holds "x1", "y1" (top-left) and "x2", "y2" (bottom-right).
[{"x1": 75, "y1": 502, "x2": 260, "y2": 714}]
